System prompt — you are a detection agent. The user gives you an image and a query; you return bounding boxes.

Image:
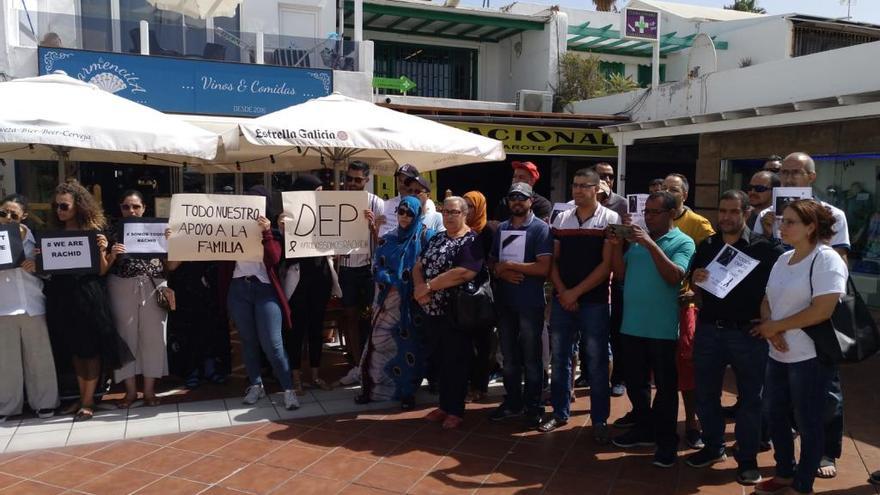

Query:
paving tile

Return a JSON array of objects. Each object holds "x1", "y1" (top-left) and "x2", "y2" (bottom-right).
[
  {"x1": 336, "y1": 435, "x2": 402, "y2": 460},
  {"x1": 125, "y1": 404, "x2": 179, "y2": 421},
  {"x1": 360, "y1": 423, "x2": 421, "y2": 443},
  {"x1": 171, "y1": 455, "x2": 247, "y2": 485},
  {"x1": 338, "y1": 484, "x2": 397, "y2": 494},
  {"x1": 259, "y1": 443, "x2": 328, "y2": 470},
  {"x1": 48, "y1": 442, "x2": 113, "y2": 458},
  {"x1": 407, "y1": 428, "x2": 468, "y2": 452},
  {"x1": 4, "y1": 431, "x2": 68, "y2": 453},
  {"x1": 128, "y1": 447, "x2": 203, "y2": 475},
  {"x1": 124, "y1": 418, "x2": 181, "y2": 439},
  {"x1": 85, "y1": 441, "x2": 159, "y2": 466},
  {"x1": 451, "y1": 435, "x2": 515, "y2": 460},
  {"x1": 168, "y1": 430, "x2": 236, "y2": 454},
  {"x1": 0, "y1": 480, "x2": 65, "y2": 494},
  {"x1": 0, "y1": 437, "x2": 10, "y2": 455},
  {"x1": 273, "y1": 473, "x2": 348, "y2": 495},
  {"x1": 302, "y1": 452, "x2": 376, "y2": 481},
  {"x1": 477, "y1": 462, "x2": 554, "y2": 494},
  {"x1": 383, "y1": 443, "x2": 448, "y2": 471},
  {"x1": 428, "y1": 453, "x2": 498, "y2": 486},
  {"x1": 545, "y1": 471, "x2": 611, "y2": 495},
  {"x1": 0, "y1": 473, "x2": 22, "y2": 490},
  {"x1": 218, "y1": 462, "x2": 294, "y2": 494},
  {"x1": 77, "y1": 467, "x2": 159, "y2": 495},
  {"x1": 227, "y1": 406, "x2": 280, "y2": 425},
  {"x1": 137, "y1": 432, "x2": 190, "y2": 447},
  {"x1": 275, "y1": 401, "x2": 327, "y2": 420},
  {"x1": 66, "y1": 423, "x2": 126, "y2": 446},
  {"x1": 408, "y1": 473, "x2": 478, "y2": 495},
  {"x1": 212, "y1": 436, "x2": 280, "y2": 462},
  {"x1": 178, "y1": 412, "x2": 231, "y2": 433},
  {"x1": 291, "y1": 428, "x2": 352, "y2": 450},
  {"x1": 245, "y1": 421, "x2": 310, "y2": 444},
  {"x1": 131, "y1": 476, "x2": 207, "y2": 495},
  {"x1": 15, "y1": 417, "x2": 74, "y2": 435},
  {"x1": 34, "y1": 458, "x2": 116, "y2": 489},
  {"x1": 355, "y1": 462, "x2": 425, "y2": 493},
  {"x1": 0, "y1": 451, "x2": 74, "y2": 478},
  {"x1": 176, "y1": 399, "x2": 227, "y2": 416}
]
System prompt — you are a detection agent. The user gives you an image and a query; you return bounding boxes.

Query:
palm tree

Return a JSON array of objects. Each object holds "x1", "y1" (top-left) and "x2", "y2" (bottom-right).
[
  {"x1": 723, "y1": 0, "x2": 767, "y2": 13},
  {"x1": 592, "y1": 0, "x2": 616, "y2": 12}
]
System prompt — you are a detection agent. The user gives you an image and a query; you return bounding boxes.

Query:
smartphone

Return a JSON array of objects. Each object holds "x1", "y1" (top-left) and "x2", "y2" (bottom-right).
[{"x1": 608, "y1": 224, "x2": 634, "y2": 239}]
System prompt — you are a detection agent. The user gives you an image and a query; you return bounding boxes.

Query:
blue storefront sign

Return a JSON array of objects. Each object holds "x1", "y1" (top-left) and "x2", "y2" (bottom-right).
[{"x1": 39, "y1": 47, "x2": 332, "y2": 117}]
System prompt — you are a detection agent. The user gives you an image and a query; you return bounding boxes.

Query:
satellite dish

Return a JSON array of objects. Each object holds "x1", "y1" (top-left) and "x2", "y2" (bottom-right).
[{"x1": 686, "y1": 33, "x2": 717, "y2": 78}]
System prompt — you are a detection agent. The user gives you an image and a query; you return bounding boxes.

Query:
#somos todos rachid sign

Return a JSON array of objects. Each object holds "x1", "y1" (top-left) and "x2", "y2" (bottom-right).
[
  {"x1": 120, "y1": 218, "x2": 169, "y2": 258},
  {"x1": 281, "y1": 191, "x2": 370, "y2": 259},
  {"x1": 36, "y1": 230, "x2": 100, "y2": 275},
  {"x1": 167, "y1": 194, "x2": 265, "y2": 262}
]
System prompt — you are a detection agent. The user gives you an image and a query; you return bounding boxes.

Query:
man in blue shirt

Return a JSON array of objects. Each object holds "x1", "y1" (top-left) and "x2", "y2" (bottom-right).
[
  {"x1": 610, "y1": 191, "x2": 696, "y2": 468},
  {"x1": 488, "y1": 183, "x2": 553, "y2": 428}
]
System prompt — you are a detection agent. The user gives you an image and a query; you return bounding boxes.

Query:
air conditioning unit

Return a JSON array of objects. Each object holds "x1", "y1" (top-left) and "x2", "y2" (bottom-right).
[{"x1": 516, "y1": 90, "x2": 553, "y2": 112}]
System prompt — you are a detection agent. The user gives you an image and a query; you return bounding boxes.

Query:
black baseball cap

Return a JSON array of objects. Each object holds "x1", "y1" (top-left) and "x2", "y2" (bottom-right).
[
  {"x1": 395, "y1": 163, "x2": 420, "y2": 178},
  {"x1": 508, "y1": 182, "x2": 534, "y2": 198},
  {"x1": 406, "y1": 175, "x2": 431, "y2": 192}
]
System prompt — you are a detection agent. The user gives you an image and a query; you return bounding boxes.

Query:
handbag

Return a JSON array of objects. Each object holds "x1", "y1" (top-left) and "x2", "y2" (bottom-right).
[
  {"x1": 803, "y1": 250, "x2": 880, "y2": 364},
  {"x1": 448, "y1": 267, "x2": 497, "y2": 332},
  {"x1": 149, "y1": 276, "x2": 173, "y2": 312}
]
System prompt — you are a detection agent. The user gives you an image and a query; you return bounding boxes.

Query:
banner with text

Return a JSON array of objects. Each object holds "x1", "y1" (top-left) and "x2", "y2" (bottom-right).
[
  {"x1": 281, "y1": 191, "x2": 369, "y2": 258},
  {"x1": 446, "y1": 123, "x2": 616, "y2": 157},
  {"x1": 36, "y1": 230, "x2": 99, "y2": 275},
  {"x1": 121, "y1": 218, "x2": 169, "y2": 257},
  {"x1": 167, "y1": 194, "x2": 265, "y2": 261},
  {"x1": 0, "y1": 224, "x2": 25, "y2": 270}
]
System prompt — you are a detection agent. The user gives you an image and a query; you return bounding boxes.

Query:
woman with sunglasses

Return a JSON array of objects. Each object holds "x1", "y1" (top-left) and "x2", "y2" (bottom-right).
[
  {"x1": 355, "y1": 196, "x2": 435, "y2": 409},
  {"x1": 106, "y1": 190, "x2": 175, "y2": 408},
  {"x1": 0, "y1": 194, "x2": 59, "y2": 423},
  {"x1": 43, "y1": 180, "x2": 131, "y2": 420}
]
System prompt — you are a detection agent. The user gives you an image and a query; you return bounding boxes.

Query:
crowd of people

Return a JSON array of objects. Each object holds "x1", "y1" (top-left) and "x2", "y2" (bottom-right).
[{"x1": 1, "y1": 151, "x2": 879, "y2": 493}]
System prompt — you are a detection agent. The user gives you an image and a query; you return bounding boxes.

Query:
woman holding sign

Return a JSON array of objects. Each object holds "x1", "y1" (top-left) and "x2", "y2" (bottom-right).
[
  {"x1": 0, "y1": 194, "x2": 59, "y2": 422},
  {"x1": 106, "y1": 190, "x2": 174, "y2": 408},
  {"x1": 43, "y1": 180, "x2": 131, "y2": 421},
  {"x1": 356, "y1": 196, "x2": 434, "y2": 409}
]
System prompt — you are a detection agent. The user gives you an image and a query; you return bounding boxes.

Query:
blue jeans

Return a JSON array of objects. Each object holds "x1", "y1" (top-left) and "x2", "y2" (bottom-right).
[
  {"x1": 766, "y1": 357, "x2": 832, "y2": 494},
  {"x1": 550, "y1": 300, "x2": 610, "y2": 423},
  {"x1": 498, "y1": 304, "x2": 545, "y2": 416},
  {"x1": 227, "y1": 277, "x2": 293, "y2": 390},
  {"x1": 694, "y1": 321, "x2": 768, "y2": 467}
]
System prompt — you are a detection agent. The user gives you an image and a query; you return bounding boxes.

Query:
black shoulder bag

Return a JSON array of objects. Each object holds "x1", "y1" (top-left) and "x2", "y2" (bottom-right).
[
  {"x1": 448, "y1": 267, "x2": 497, "y2": 332},
  {"x1": 803, "y1": 250, "x2": 880, "y2": 364}
]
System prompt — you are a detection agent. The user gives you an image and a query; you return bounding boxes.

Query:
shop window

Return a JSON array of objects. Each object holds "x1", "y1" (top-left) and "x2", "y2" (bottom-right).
[
  {"x1": 213, "y1": 173, "x2": 235, "y2": 194},
  {"x1": 599, "y1": 61, "x2": 625, "y2": 78},
  {"x1": 637, "y1": 64, "x2": 666, "y2": 87},
  {"x1": 373, "y1": 41, "x2": 478, "y2": 100},
  {"x1": 182, "y1": 171, "x2": 206, "y2": 193},
  {"x1": 13, "y1": 160, "x2": 57, "y2": 230}
]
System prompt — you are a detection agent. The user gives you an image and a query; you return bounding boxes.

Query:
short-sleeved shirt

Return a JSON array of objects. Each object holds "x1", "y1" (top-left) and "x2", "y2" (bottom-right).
[
  {"x1": 491, "y1": 213, "x2": 553, "y2": 309},
  {"x1": 551, "y1": 203, "x2": 619, "y2": 304},
  {"x1": 621, "y1": 227, "x2": 695, "y2": 340},
  {"x1": 339, "y1": 192, "x2": 384, "y2": 268},
  {"x1": 419, "y1": 230, "x2": 483, "y2": 316},
  {"x1": 692, "y1": 229, "x2": 785, "y2": 322},
  {"x1": 766, "y1": 245, "x2": 848, "y2": 363},
  {"x1": 754, "y1": 201, "x2": 850, "y2": 251}
]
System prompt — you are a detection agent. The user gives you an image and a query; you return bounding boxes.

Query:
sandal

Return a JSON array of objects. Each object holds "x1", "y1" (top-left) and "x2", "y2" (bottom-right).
[
  {"x1": 312, "y1": 378, "x2": 333, "y2": 391},
  {"x1": 75, "y1": 407, "x2": 94, "y2": 421},
  {"x1": 60, "y1": 401, "x2": 81, "y2": 416},
  {"x1": 816, "y1": 457, "x2": 837, "y2": 479},
  {"x1": 117, "y1": 396, "x2": 137, "y2": 409},
  {"x1": 144, "y1": 397, "x2": 161, "y2": 407}
]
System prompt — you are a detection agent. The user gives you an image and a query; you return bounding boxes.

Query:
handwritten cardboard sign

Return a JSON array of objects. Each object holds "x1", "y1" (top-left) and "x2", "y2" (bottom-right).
[
  {"x1": 121, "y1": 218, "x2": 168, "y2": 257},
  {"x1": 281, "y1": 191, "x2": 369, "y2": 259},
  {"x1": 167, "y1": 194, "x2": 265, "y2": 261},
  {"x1": 36, "y1": 230, "x2": 99, "y2": 275},
  {"x1": 0, "y1": 223, "x2": 25, "y2": 270}
]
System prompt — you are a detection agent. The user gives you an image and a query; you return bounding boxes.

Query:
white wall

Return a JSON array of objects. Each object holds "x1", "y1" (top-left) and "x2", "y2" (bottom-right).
[
  {"x1": 241, "y1": 0, "x2": 336, "y2": 41},
  {"x1": 501, "y1": 10, "x2": 564, "y2": 101}
]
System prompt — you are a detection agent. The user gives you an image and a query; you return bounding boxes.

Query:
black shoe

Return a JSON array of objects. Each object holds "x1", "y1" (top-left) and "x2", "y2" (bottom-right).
[
  {"x1": 612, "y1": 411, "x2": 636, "y2": 429},
  {"x1": 354, "y1": 394, "x2": 371, "y2": 405},
  {"x1": 538, "y1": 416, "x2": 567, "y2": 433},
  {"x1": 610, "y1": 383, "x2": 626, "y2": 397},
  {"x1": 574, "y1": 375, "x2": 588, "y2": 387},
  {"x1": 652, "y1": 449, "x2": 677, "y2": 468},
  {"x1": 759, "y1": 440, "x2": 772, "y2": 452},
  {"x1": 722, "y1": 403, "x2": 739, "y2": 419},
  {"x1": 869, "y1": 470, "x2": 880, "y2": 486},
  {"x1": 685, "y1": 429, "x2": 705, "y2": 449},
  {"x1": 736, "y1": 465, "x2": 762, "y2": 485},
  {"x1": 611, "y1": 429, "x2": 655, "y2": 448},
  {"x1": 489, "y1": 405, "x2": 523, "y2": 422},
  {"x1": 0, "y1": 415, "x2": 6, "y2": 424},
  {"x1": 684, "y1": 447, "x2": 727, "y2": 468},
  {"x1": 523, "y1": 413, "x2": 543, "y2": 429},
  {"x1": 400, "y1": 396, "x2": 415, "y2": 411}
]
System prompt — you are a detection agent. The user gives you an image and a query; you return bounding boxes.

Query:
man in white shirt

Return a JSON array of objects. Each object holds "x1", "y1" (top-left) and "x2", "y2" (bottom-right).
[
  {"x1": 406, "y1": 175, "x2": 444, "y2": 233},
  {"x1": 338, "y1": 161, "x2": 385, "y2": 366},
  {"x1": 753, "y1": 151, "x2": 849, "y2": 479},
  {"x1": 378, "y1": 164, "x2": 436, "y2": 237}
]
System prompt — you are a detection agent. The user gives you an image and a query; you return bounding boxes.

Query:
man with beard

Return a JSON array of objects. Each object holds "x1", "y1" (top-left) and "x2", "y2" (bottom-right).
[
  {"x1": 493, "y1": 161, "x2": 552, "y2": 222},
  {"x1": 686, "y1": 190, "x2": 784, "y2": 486},
  {"x1": 488, "y1": 182, "x2": 553, "y2": 428},
  {"x1": 745, "y1": 171, "x2": 780, "y2": 230},
  {"x1": 378, "y1": 164, "x2": 436, "y2": 237}
]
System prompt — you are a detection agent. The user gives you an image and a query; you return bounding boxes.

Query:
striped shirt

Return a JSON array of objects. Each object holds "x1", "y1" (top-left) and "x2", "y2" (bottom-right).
[{"x1": 339, "y1": 192, "x2": 385, "y2": 268}]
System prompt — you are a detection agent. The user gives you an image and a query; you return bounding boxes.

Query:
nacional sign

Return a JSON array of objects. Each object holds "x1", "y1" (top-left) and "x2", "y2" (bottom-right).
[
  {"x1": 447, "y1": 123, "x2": 616, "y2": 157},
  {"x1": 38, "y1": 47, "x2": 332, "y2": 117}
]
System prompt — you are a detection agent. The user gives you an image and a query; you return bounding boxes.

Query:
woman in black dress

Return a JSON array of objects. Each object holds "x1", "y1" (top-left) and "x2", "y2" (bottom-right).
[{"x1": 43, "y1": 180, "x2": 130, "y2": 420}]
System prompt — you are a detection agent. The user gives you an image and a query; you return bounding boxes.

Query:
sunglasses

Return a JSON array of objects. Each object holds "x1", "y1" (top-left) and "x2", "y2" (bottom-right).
[
  {"x1": 395, "y1": 207, "x2": 415, "y2": 218},
  {"x1": 53, "y1": 202, "x2": 72, "y2": 212},
  {"x1": 345, "y1": 175, "x2": 367, "y2": 183},
  {"x1": 0, "y1": 210, "x2": 21, "y2": 220},
  {"x1": 121, "y1": 204, "x2": 144, "y2": 211},
  {"x1": 507, "y1": 193, "x2": 530, "y2": 202},
  {"x1": 745, "y1": 185, "x2": 771, "y2": 193},
  {"x1": 598, "y1": 173, "x2": 614, "y2": 180}
]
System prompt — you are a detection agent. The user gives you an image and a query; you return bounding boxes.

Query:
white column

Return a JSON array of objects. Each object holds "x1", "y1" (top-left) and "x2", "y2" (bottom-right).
[
  {"x1": 616, "y1": 137, "x2": 627, "y2": 196},
  {"x1": 255, "y1": 32, "x2": 264, "y2": 64},
  {"x1": 354, "y1": 0, "x2": 363, "y2": 42},
  {"x1": 139, "y1": 20, "x2": 149, "y2": 55}
]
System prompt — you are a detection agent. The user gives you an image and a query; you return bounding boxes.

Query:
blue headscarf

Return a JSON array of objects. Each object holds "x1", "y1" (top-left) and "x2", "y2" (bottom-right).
[{"x1": 373, "y1": 196, "x2": 433, "y2": 305}]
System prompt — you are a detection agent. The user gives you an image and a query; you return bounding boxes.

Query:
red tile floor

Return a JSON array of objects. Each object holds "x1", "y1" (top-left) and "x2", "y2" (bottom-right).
[{"x1": 2, "y1": 357, "x2": 879, "y2": 494}]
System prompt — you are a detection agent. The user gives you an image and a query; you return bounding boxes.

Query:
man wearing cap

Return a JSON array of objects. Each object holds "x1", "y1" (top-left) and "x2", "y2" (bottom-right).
[
  {"x1": 406, "y1": 175, "x2": 444, "y2": 232},
  {"x1": 539, "y1": 168, "x2": 619, "y2": 442},
  {"x1": 379, "y1": 164, "x2": 436, "y2": 237},
  {"x1": 494, "y1": 161, "x2": 552, "y2": 223},
  {"x1": 488, "y1": 182, "x2": 553, "y2": 428}
]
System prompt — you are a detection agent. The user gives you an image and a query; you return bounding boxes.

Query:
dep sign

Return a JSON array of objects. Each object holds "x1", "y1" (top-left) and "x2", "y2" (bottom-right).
[{"x1": 281, "y1": 191, "x2": 369, "y2": 258}]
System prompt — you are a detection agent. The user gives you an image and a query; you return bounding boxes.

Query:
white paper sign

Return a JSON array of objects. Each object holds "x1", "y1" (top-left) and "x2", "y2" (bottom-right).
[
  {"x1": 122, "y1": 220, "x2": 169, "y2": 256},
  {"x1": 0, "y1": 230, "x2": 12, "y2": 266},
  {"x1": 550, "y1": 202, "x2": 575, "y2": 225},
  {"x1": 281, "y1": 191, "x2": 370, "y2": 259},
  {"x1": 499, "y1": 230, "x2": 527, "y2": 263},
  {"x1": 627, "y1": 194, "x2": 649, "y2": 229},
  {"x1": 773, "y1": 187, "x2": 813, "y2": 215},
  {"x1": 695, "y1": 244, "x2": 760, "y2": 299},
  {"x1": 167, "y1": 194, "x2": 265, "y2": 262},
  {"x1": 37, "y1": 231, "x2": 99, "y2": 274}
]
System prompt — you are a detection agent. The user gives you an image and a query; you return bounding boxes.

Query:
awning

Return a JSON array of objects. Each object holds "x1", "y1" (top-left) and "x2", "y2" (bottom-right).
[
  {"x1": 344, "y1": 0, "x2": 546, "y2": 43},
  {"x1": 567, "y1": 22, "x2": 728, "y2": 57}
]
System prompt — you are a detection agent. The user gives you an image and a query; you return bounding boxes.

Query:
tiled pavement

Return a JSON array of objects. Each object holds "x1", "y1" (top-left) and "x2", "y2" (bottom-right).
[{"x1": 1, "y1": 361, "x2": 879, "y2": 494}]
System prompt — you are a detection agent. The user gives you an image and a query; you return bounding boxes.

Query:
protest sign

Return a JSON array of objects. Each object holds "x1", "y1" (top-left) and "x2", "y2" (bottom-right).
[
  {"x1": 695, "y1": 244, "x2": 760, "y2": 299},
  {"x1": 627, "y1": 194, "x2": 649, "y2": 229},
  {"x1": 281, "y1": 191, "x2": 369, "y2": 258},
  {"x1": 550, "y1": 202, "x2": 575, "y2": 225},
  {"x1": 773, "y1": 187, "x2": 812, "y2": 215},
  {"x1": 0, "y1": 223, "x2": 25, "y2": 270},
  {"x1": 121, "y1": 218, "x2": 169, "y2": 257},
  {"x1": 499, "y1": 230, "x2": 526, "y2": 263},
  {"x1": 36, "y1": 230, "x2": 99, "y2": 275},
  {"x1": 167, "y1": 194, "x2": 265, "y2": 261}
]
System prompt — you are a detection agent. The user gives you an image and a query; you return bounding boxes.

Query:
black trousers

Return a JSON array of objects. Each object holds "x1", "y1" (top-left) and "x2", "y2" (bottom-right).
[
  {"x1": 286, "y1": 274, "x2": 332, "y2": 370},
  {"x1": 622, "y1": 334, "x2": 679, "y2": 452},
  {"x1": 425, "y1": 313, "x2": 473, "y2": 417}
]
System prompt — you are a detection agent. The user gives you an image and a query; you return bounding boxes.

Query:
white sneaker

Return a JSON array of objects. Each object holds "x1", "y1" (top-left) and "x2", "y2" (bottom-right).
[
  {"x1": 283, "y1": 389, "x2": 300, "y2": 410},
  {"x1": 37, "y1": 408, "x2": 55, "y2": 419},
  {"x1": 243, "y1": 384, "x2": 265, "y2": 405}
]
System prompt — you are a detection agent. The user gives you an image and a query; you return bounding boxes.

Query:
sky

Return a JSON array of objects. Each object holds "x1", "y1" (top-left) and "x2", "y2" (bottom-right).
[{"x1": 460, "y1": 0, "x2": 880, "y2": 24}]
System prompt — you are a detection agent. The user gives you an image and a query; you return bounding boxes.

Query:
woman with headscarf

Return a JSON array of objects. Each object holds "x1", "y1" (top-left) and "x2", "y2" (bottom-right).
[
  {"x1": 355, "y1": 196, "x2": 435, "y2": 410},
  {"x1": 282, "y1": 174, "x2": 336, "y2": 393},
  {"x1": 462, "y1": 191, "x2": 498, "y2": 402}
]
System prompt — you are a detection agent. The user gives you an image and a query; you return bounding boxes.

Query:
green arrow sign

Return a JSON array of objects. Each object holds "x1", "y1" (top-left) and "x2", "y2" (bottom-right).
[{"x1": 372, "y1": 76, "x2": 417, "y2": 93}]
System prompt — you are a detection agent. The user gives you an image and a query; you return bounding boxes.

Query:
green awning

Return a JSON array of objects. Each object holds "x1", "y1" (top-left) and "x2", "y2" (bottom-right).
[
  {"x1": 567, "y1": 22, "x2": 728, "y2": 57},
  {"x1": 344, "y1": 1, "x2": 546, "y2": 43}
]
